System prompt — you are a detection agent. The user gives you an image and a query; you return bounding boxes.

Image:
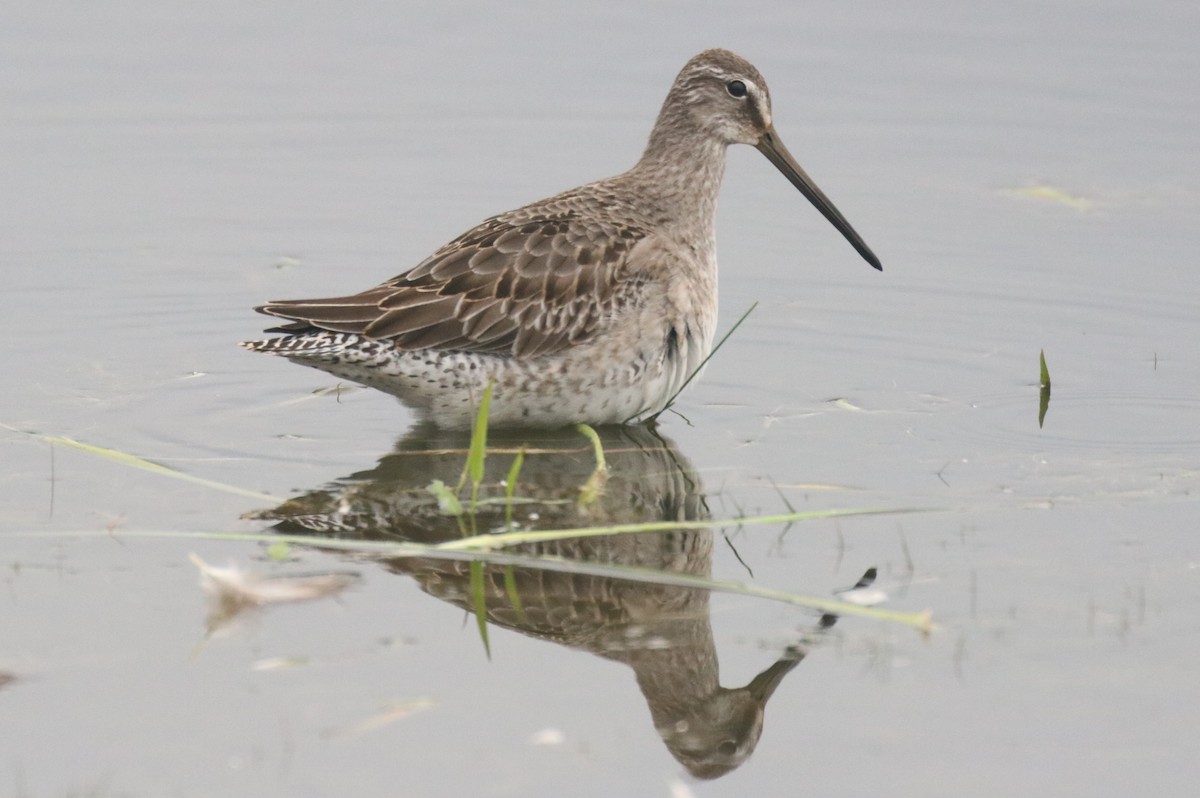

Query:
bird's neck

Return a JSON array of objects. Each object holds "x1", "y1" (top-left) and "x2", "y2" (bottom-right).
[{"x1": 626, "y1": 112, "x2": 728, "y2": 233}]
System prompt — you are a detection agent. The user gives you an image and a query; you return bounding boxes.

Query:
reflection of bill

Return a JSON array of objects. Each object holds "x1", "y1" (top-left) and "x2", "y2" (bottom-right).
[{"x1": 252, "y1": 423, "x2": 830, "y2": 779}]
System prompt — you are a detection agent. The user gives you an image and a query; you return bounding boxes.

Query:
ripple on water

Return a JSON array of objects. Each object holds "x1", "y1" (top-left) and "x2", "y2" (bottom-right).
[{"x1": 934, "y1": 390, "x2": 1200, "y2": 456}]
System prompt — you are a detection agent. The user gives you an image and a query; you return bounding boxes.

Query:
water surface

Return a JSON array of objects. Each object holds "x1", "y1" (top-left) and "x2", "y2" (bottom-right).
[{"x1": 3, "y1": 2, "x2": 1198, "y2": 796}]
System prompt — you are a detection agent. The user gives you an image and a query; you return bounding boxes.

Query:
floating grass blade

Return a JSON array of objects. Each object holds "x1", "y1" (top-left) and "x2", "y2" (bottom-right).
[
  {"x1": 23, "y1": 527, "x2": 936, "y2": 632},
  {"x1": 3, "y1": 425, "x2": 280, "y2": 503},
  {"x1": 1038, "y1": 349, "x2": 1052, "y2": 428},
  {"x1": 435, "y1": 506, "x2": 928, "y2": 551}
]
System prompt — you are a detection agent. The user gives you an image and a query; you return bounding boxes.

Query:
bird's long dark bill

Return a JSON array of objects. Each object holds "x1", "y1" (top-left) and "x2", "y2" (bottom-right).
[
  {"x1": 756, "y1": 128, "x2": 882, "y2": 271},
  {"x1": 746, "y1": 649, "x2": 805, "y2": 702}
]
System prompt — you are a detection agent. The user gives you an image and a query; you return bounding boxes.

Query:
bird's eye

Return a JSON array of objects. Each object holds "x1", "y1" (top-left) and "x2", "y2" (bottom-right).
[{"x1": 726, "y1": 80, "x2": 747, "y2": 98}]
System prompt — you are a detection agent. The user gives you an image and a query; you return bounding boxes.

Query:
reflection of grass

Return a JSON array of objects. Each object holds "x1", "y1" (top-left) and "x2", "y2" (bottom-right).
[
  {"x1": 413, "y1": 398, "x2": 934, "y2": 631},
  {"x1": 503, "y1": 446, "x2": 525, "y2": 531},
  {"x1": 465, "y1": 383, "x2": 496, "y2": 654},
  {"x1": 6, "y1": 392, "x2": 936, "y2": 635}
]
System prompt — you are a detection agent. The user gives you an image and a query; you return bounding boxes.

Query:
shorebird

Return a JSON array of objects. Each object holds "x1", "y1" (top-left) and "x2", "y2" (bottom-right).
[{"x1": 243, "y1": 48, "x2": 881, "y2": 428}]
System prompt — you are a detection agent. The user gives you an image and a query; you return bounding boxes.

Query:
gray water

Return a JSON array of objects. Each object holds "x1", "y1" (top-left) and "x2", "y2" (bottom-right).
[{"x1": 3, "y1": 2, "x2": 1199, "y2": 796}]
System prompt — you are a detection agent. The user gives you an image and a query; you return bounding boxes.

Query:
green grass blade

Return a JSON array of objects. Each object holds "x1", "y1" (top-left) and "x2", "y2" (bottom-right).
[
  {"x1": 504, "y1": 446, "x2": 526, "y2": 530},
  {"x1": 17, "y1": 528, "x2": 935, "y2": 632},
  {"x1": 574, "y1": 424, "x2": 608, "y2": 506},
  {"x1": 435, "y1": 506, "x2": 931, "y2": 551},
  {"x1": 465, "y1": 380, "x2": 495, "y2": 510},
  {"x1": 427, "y1": 479, "x2": 463, "y2": 517},
  {"x1": 644, "y1": 301, "x2": 758, "y2": 422},
  {"x1": 4, "y1": 426, "x2": 279, "y2": 503},
  {"x1": 1038, "y1": 350, "x2": 1052, "y2": 428}
]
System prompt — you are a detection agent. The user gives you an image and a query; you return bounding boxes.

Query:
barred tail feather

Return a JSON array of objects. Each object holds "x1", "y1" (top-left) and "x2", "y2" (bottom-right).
[{"x1": 239, "y1": 332, "x2": 378, "y2": 360}]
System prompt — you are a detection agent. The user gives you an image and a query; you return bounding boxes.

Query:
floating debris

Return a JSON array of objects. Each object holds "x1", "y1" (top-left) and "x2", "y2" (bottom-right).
[
  {"x1": 1007, "y1": 183, "x2": 1095, "y2": 212},
  {"x1": 190, "y1": 553, "x2": 360, "y2": 638},
  {"x1": 529, "y1": 728, "x2": 565, "y2": 747},
  {"x1": 834, "y1": 567, "x2": 888, "y2": 607},
  {"x1": 251, "y1": 656, "x2": 312, "y2": 671},
  {"x1": 191, "y1": 553, "x2": 359, "y2": 606},
  {"x1": 323, "y1": 698, "x2": 436, "y2": 741}
]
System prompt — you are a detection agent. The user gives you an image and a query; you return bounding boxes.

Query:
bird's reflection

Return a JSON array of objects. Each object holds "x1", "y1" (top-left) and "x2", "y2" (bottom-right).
[{"x1": 251, "y1": 423, "x2": 825, "y2": 778}]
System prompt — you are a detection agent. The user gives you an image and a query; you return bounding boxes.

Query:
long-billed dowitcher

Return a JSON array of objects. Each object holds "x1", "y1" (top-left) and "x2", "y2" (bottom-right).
[{"x1": 243, "y1": 48, "x2": 881, "y2": 428}]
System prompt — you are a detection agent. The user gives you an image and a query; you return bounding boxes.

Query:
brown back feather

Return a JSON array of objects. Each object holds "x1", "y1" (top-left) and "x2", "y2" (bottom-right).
[{"x1": 256, "y1": 212, "x2": 648, "y2": 359}]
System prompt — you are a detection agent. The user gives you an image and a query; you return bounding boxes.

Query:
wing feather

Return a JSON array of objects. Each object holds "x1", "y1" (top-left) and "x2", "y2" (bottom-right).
[{"x1": 253, "y1": 209, "x2": 648, "y2": 359}]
